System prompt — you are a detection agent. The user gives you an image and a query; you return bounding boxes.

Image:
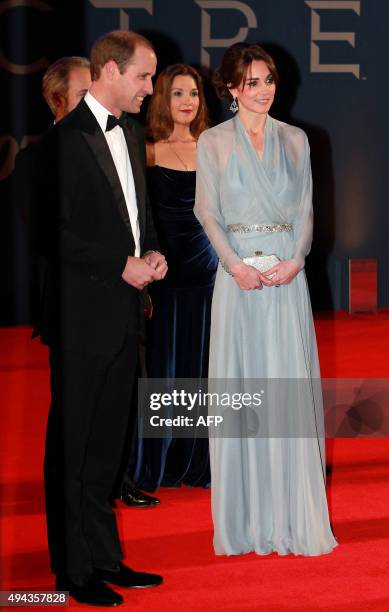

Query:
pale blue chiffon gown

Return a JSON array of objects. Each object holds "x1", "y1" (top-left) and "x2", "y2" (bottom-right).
[{"x1": 194, "y1": 115, "x2": 338, "y2": 556}]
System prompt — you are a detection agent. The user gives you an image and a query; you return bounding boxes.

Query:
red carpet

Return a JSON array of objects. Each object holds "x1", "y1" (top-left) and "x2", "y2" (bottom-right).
[{"x1": 1, "y1": 312, "x2": 389, "y2": 610}]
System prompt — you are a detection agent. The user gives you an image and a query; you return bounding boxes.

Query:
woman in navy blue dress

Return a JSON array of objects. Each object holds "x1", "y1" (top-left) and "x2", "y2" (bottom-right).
[{"x1": 131, "y1": 65, "x2": 218, "y2": 490}]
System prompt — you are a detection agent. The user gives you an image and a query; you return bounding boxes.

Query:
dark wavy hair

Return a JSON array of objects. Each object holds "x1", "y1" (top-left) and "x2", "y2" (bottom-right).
[
  {"x1": 213, "y1": 43, "x2": 279, "y2": 100},
  {"x1": 145, "y1": 64, "x2": 209, "y2": 142}
]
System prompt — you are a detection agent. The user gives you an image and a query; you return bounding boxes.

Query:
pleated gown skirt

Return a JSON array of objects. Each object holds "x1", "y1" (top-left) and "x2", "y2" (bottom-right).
[{"x1": 208, "y1": 231, "x2": 338, "y2": 556}]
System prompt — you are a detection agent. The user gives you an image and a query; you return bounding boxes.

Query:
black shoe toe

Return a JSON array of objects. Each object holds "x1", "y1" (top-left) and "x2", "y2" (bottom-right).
[
  {"x1": 96, "y1": 563, "x2": 163, "y2": 589},
  {"x1": 56, "y1": 573, "x2": 123, "y2": 606},
  {"x1": 120, "y1": 485, "x2": 160, "y2": 507}
]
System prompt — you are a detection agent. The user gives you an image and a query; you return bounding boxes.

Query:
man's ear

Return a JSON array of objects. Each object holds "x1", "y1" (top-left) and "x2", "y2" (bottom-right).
[
  {"x1": 53, "y1": 92, "x2": 65, "y2": 111},
  {"x1": 52, "y1": 92, "x2": 67, "y2": 122},
  {"x1": 104, "y1": 60, "x2": 119, "y2": 81}
]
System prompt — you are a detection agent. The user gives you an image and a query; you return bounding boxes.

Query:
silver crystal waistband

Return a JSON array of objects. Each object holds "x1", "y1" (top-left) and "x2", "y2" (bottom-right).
[{"x1": 226, "y1": 223, "x2": 293, "y2": 234}]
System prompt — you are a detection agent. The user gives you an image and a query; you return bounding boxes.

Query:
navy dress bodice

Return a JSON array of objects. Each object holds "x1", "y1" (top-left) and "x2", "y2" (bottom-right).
[{"x1": 147, "y1": 166, "x2": 217, "y2": 288}]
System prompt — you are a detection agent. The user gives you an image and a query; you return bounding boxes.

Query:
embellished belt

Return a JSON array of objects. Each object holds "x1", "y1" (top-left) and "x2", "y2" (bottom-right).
[{"x1": 226, "y1": 223, "x2": 293, "y2": 234}]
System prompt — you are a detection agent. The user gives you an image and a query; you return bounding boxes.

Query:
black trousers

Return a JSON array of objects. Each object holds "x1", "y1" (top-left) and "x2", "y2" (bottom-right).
[{"x1": 44, "y1": 333, "x2": 139, "y2": 583}]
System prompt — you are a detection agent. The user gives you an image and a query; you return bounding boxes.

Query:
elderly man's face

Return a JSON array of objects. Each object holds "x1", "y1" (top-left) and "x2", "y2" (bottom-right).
[
  {"x1": 65, "y1": 67, "x2": 92, "y2": 114},
  {"x1": 54, "y1": 66, "x2": 91, "y2": 121}
]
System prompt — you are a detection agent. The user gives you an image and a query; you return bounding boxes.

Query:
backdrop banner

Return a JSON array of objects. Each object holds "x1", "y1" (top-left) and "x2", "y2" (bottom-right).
[{"x1": 1, "y1": 0, "x2": 387, "y2": 323}]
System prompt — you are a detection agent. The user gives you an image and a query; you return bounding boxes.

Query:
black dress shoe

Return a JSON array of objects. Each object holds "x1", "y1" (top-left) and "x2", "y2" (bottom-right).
[
  {"x1": 56, "y1": 573, "x2": 123, "y2": 606},
  {"x1": 96, "y1": 563, "x2": 163, "y2": 589},
  {"x1": 120, "y1": 483, "x2": 160, "y2": 507}
]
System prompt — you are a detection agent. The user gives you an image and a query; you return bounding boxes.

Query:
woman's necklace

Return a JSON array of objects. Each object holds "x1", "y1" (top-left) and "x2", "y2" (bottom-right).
[{"x1": 167, "y1": 139, "x2": 196, "y2": 171}]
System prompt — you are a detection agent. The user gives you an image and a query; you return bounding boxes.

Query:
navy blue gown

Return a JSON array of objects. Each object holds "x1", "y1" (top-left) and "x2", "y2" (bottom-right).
[{"x1": 131, "y1": 165, "x2": 218, "y2": 490}]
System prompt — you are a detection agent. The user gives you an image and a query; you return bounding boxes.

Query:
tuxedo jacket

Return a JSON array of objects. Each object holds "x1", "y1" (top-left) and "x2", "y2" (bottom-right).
[
  {"x1": 32, "y1": 99, "x2": 158, "y2": 356},
  {"x1": 14, "y1": 138, "x2": 45, "y2": 225}
]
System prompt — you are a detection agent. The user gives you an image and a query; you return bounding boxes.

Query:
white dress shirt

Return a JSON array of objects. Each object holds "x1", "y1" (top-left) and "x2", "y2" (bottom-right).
[{"x1": 84, "y1": 91, "x2": 140, "y2": 257}]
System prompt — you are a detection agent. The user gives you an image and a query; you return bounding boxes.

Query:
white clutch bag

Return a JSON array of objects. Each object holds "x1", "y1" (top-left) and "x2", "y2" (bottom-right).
[{"x1": 243, "y1": 251, "x2": 280, "y2": 278}]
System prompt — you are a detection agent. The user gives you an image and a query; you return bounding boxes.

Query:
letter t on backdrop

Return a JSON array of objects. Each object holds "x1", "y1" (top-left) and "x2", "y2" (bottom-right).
[{"x1": 89, "y1": 0, "x2": 154, "y2": 30}]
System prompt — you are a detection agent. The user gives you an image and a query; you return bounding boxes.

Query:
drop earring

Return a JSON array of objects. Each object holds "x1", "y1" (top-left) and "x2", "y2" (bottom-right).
[{"x1": 229, "y1": 96, "x2": 238, "y2": 113}]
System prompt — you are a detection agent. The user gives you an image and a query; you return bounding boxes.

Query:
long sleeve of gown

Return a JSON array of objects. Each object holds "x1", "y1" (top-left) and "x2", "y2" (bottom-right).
[
  {"x1": 195, "y1": 133, "x2": 241, "y2": 273},
  {"x1": 291, "y1": 134, "x2": 313, "y2": 270}
]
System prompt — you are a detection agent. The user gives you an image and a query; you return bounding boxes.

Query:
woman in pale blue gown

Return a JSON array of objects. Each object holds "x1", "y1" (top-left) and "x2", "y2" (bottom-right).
[{"x1": 194, "y1": 43, "x2": 337, "y2": 556}]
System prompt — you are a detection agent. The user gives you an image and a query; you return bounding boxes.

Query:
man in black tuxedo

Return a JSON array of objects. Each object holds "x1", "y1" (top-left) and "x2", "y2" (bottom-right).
[
  {"x1": 14, "y1": 57, "x2": 92, "y2": 329},
  {"x1": 42, "y1": 55, "x2": 160, "y2": 509},
  {"x1": 32, "y1": 31, "x2": 167, "y2": 606},
  {"x1": 14, "y1": 56, "x2": 91, "y2": 226},
  {"x1": 15, "y1": 54, "x2": 159, "y2": 508}
]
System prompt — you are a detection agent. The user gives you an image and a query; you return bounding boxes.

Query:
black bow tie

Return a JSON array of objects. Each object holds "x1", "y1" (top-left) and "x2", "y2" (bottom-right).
[{"x1": 106, "y1": 113, "x2": 127, "y2": 132}]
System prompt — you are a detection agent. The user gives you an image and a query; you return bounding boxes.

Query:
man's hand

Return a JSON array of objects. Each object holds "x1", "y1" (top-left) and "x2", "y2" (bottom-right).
[
  {"x1": 262, "y1": 259, "x2": 300, "y2": 287},
  {"x1": 121, "y1": 256, "x2": 161, "y2": 290},
  {"x1": 230, "y1": 262, "x2": 265, "y2": 290},
  {"x1": 143, "y1": 251, "x2": 168, "y2": 280}
]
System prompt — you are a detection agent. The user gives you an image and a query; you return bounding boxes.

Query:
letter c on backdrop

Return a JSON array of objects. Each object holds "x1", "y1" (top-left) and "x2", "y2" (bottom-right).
[{"x1": 0, "y1": 0, "x2": 51, "y2": 75}]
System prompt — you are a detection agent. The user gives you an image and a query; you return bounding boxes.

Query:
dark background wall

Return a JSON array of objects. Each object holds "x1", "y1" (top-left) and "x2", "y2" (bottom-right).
[{"x1": 0, "y1": 0, "x2": 387, "y2": 324}]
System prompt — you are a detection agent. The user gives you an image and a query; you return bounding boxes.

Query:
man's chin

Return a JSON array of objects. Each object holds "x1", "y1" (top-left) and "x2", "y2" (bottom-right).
[{"x1": 126, "y1": 100, "x2": 143, "y2": 114}]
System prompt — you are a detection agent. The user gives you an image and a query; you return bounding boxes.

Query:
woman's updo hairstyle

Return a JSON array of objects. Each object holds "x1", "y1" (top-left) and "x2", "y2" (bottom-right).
[{"x1": 213, "y1": 42, "x2": 279, "y2": 100}]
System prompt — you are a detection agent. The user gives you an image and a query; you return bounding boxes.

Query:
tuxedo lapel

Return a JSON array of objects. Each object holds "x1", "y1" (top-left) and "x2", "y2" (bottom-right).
[
  {"x1": 75, "y1": 101, "x2": 135, "y2": 251},
  {"x1": 74, "y1": 101, "x2": 147, "y2": 252},
  {"x1": 122, "y1": 122, "x2": 146, "y2": 246},
  {"x1": 81, "y1": 128, "x2": 135, "y2": 243}
]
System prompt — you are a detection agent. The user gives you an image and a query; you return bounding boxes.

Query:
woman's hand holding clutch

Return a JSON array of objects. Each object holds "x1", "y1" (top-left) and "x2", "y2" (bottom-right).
[
  {"x1": 230, "y1": 262, "x2": 266, "y2": 290},
  {"x1": 262, "y1": 259, "x2": 300, "y2": 286}
]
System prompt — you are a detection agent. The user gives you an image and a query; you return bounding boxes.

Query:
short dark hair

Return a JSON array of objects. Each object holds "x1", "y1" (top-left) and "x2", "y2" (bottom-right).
[
  {"x1": 90, "y1": 30, "x2": 154, "y2": 80},
  {"x1": 145, "y1": 64, "x2": 209, "y2": 142},
  {"x1": 42, "y1": 56, "x2": 90, "y2": 114},
  {"x1": 213, "y1": 43, "x2": 279, "y2": 99}
]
